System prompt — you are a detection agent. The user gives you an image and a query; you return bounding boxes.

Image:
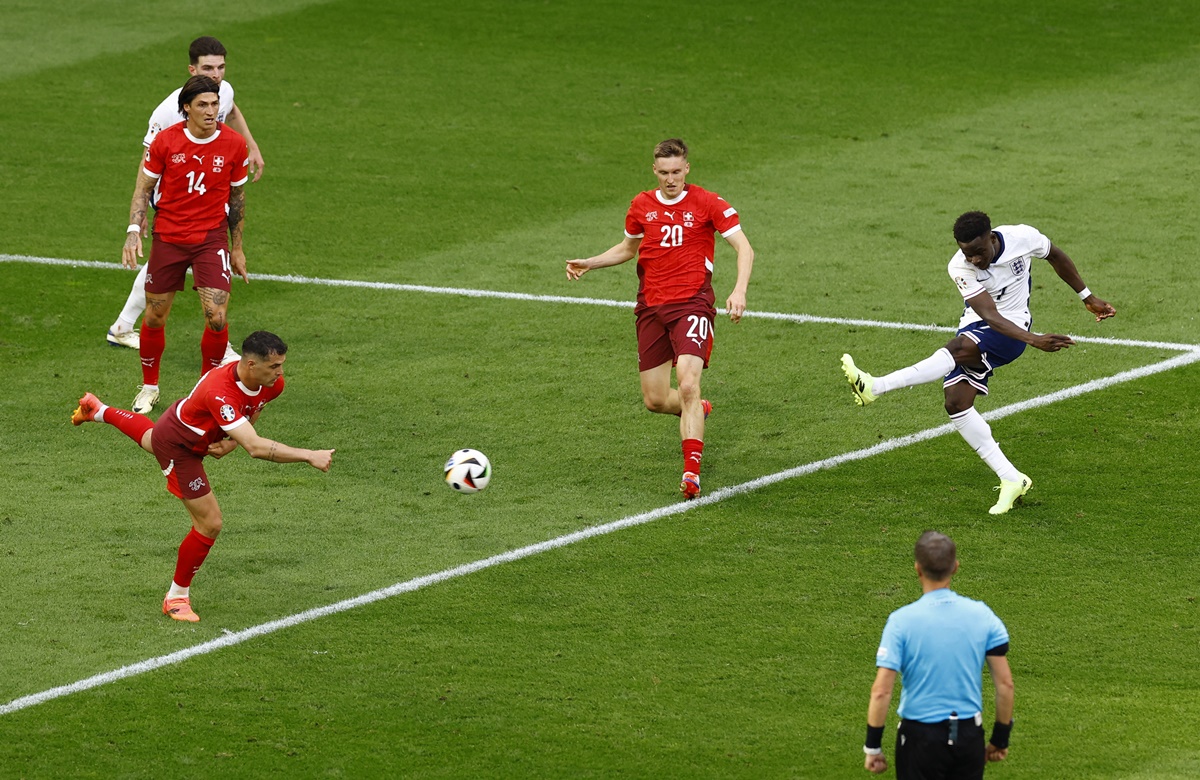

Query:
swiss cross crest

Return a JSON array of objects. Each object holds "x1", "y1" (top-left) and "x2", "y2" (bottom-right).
[
  {"x1": 1011, "y1": 258, "x2": 1025, "y2": 276},
  {"x1": 645, "y1": 211, "x2": 658, "y2": 221},
  {"x1": 214, "y1": 155, "x2": 225, "y2": 167},
  {"x1": 219, "y1": 404, "x2": 237, "y2": 423},
  {"x1": 684, "y1": 212, "x2": 693, "y2": 221},
  {"x1": 171, "y1": 153, "x2": 186, "y2": 164}
]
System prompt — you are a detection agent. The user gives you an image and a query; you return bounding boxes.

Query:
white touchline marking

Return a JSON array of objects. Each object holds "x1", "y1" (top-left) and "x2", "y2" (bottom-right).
[
  {"x1": 2, "y1": 253, "x2": 1198, "y2": 716},
  {"x1": 3, "y1": 351, "x2": 1197, "y2": 716},
  {"x1": 2, "y1": 254, "x2": 1195, "y2": 352}
]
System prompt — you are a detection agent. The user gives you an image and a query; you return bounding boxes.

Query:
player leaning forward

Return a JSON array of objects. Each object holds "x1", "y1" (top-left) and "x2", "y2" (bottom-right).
[
  {"x1": 122, "y1": 74, "x2": 251, "y2": 415},
  {"x1": 567, "y1": 139, "x2": 754, "y2": 499},
  {"x1": 841, "y1": 211, "x2": 1115, "y2": 514},
  {"x1": 71, "y1": 331, "x2": 335, "y2": 622}
]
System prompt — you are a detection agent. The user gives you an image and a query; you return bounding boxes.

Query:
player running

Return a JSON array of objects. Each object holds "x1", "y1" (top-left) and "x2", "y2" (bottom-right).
[
  {"x1": 71, "y1": 331, "x2": 334, "y2": 622},
  {"x1": 840, "y1": 211, "x2": 1115, "y2": 514},
  {"x1": 567, "y1": 139, "x2": 755, "y2": 499}
]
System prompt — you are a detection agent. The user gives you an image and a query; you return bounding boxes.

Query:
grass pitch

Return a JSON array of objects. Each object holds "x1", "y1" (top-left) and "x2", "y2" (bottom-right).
[{"x1": 2, "y1": 1, "x2": 1200, "y2": 777}]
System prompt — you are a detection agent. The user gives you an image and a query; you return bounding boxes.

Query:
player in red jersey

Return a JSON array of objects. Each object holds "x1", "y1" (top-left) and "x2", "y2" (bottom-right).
[
  {"x1": 567, "y1": 139, "x2": 755, "y2": 499},
  {"x1": 121, "y1": 74, "x2": 251, "y2": 416},
  {"x1": 70, "y1": 331, "x2": 335, "y2": 623}
]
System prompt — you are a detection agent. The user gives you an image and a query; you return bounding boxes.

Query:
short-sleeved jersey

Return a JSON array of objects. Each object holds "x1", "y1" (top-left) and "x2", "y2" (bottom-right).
[
  {"x1": 171, "y1": 362, "x2": 285, "y2": 454},
  {"x1": 143, "y1": 123, "x2": 249, "y2": 244},
  {"x1": 876, "y1": 588, "x2": 1009, "y2": 723},
  {"x1": 624, "y1": 184, "x2": 742, "y2": 308},
  {"x1": 949, "y1": 224, "x2": 1051, "y2": 331},
  {"x1": 143, "y1": 81, "x2": 235, "y2": 148}
]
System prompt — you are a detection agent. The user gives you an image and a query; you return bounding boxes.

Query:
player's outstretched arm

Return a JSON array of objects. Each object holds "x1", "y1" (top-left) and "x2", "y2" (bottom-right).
[
  {"x1": 1045, "y1": 243, "x2": 1116, "y2": 322},
  {"x1": 123, "y1": 169, "x2": 157, "y2": 269},
  {"x1": 723, "y1": 230, "x2": 754, "y2": 323},
  {"x1": 966, "y1": 292, "x2": 1075, "y2": 352},
  {"x1": 227, "y1": 421, "x2": 335, "y2": 471},
  {"x1": 566, "y1": 236, "x2": 640, "y2": 280}
]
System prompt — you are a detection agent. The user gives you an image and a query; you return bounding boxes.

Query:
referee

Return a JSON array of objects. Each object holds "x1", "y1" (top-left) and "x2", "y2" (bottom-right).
[{"x1": 863, "y1": 531, "x2": 1014, "y2": 778}]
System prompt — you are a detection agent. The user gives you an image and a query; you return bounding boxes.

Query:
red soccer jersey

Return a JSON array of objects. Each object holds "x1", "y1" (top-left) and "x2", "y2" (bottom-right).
[
  {"x1": 623, "y1": 184, "x2": 742, "y2": 308},
  {"x1": 143, "y1": 123, "x2": 249, "y2": 244},
  {"x1": 172, "y1": 362, "x2": 285, "y2": 453}
]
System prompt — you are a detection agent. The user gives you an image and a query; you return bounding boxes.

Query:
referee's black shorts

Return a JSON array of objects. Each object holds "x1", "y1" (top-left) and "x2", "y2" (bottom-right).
[{"x1": 895, "y1": 717, "x2": 985, "y2": 780}]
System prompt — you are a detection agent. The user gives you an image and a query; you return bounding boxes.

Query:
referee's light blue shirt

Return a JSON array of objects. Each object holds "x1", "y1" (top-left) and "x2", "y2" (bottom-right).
[{"x1": 875, "y1": 588, "x2": 1008, "y2": 723}]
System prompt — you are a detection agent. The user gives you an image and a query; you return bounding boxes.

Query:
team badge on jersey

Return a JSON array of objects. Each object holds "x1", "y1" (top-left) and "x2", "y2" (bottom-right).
[
  {"x1": 219, "y1": 404, "x2": 237, "y2": 423},
  {"x1": 171, "y1": 153, "x2": 186, "y2": 164},
  {"x1": 1011, "y1": 258, "x2": 1025, "y2": 276},
  {"x1": 645, "y1": 211, "x2": 658, "y2": 221},
  {"x1": 214, "y1": 156, "x2": 225, "y2": 168}
]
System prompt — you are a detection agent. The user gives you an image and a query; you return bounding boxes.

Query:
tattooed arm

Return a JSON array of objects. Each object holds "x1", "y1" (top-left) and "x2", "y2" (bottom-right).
[
  {"x1": 123, "y1": 167, "x2": 157, "y2": 269},
  {"x1": 227, "y1": 184, "x2": 249, "y2": 283}
]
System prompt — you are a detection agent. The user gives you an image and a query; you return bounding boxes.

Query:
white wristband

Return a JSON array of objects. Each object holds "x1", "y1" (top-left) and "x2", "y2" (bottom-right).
[
  {"x1": 863, "y1": 746, "x2": 883, "y2": 755},
  {"x1": 1077, "y1": 287, "x2": 1092, "y2": 300},
  {"x1": 127, "y1": 224, "x2": 141, "y2": 234}
]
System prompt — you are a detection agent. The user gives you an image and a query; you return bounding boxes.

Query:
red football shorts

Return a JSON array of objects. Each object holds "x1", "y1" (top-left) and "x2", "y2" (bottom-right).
[
  {"x1": 151, "y1": 402, "x2": 213, "y2": 500},
  {"x1": 146, "y1": 227, "x2": 231, "y2": 293},
  {"x1": 635, "y1": 300, "x2": 715, "y2": 372}
]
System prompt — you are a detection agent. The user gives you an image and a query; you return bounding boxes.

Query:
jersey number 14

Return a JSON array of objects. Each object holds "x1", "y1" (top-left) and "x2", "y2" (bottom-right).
[{"x1": 186, "y1": 171, "x2": 208, "y2": 195}]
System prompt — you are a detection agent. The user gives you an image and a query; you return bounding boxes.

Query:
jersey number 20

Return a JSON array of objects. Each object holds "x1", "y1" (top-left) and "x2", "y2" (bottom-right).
[{"x1": 659, "y1": 224, "x2": 683, "y2": 248}]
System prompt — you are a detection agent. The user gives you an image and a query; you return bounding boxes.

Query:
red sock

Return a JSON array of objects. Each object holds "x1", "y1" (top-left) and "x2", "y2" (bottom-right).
[
  {"x1": 200, "y1": 327, "x2": 228, "y2": 376},
  {"x1": 104, "y1": 407, "x2": 154, "y2": 446},
  {"x1": 173, "y1": 528, "x2": 216, "y2": 587},
  {"x1": 683, "y1": 438, "x2": 704, "y2": 474},
  {"x1": 140, "y1": 324, "x2": 165, "y2": 385}
]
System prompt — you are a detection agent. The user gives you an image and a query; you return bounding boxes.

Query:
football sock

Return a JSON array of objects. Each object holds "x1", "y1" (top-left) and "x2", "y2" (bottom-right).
[
  {"x1": 140, "y1": 324, "x2": 166, "y2": 385},
  {"x1": 104, "y1": 406, "x2": 155, "y2": 445},
  {"x1": 172, "y1": 528, "x2": 216, "y2": 588},
  {"x1": 200, "y1": 327, "x2": 229, "y2": 375},
  {"x1": 113, "y1": 264, "x2": 148, "y2": 332},
  {"x1": 167, "y1": 582, "x2": 190, "y2": 599},
  {"x1": 683, "y1": 438, "x2": 704, "y2": 474},
  {"x1": 950, "y1": 407, "x2": 1022, "y2": 482},
  {"x1": 873, "y1": 348, "x2": 956, "y2": 395}
]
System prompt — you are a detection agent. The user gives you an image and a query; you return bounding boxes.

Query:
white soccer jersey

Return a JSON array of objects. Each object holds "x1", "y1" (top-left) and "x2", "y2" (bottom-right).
[
  {"x1": 948, "y1": 223, "x2": 1051, "y2": 331},
  {"x1": 143, "y1": 80, "x2": 235, "y2": 147}
]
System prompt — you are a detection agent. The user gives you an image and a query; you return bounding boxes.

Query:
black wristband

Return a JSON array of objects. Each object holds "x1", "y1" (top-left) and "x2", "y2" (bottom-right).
[
  {"x1": 990, "y1": 720, "x2": 1013, "y2": 749},
  {"x1": 865, "y1": 724, "x2": 884, "y2": 750}
]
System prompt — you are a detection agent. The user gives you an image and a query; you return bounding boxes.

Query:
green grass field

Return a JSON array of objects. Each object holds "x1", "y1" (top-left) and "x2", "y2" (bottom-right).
[{"x1": 2, "y1": 1, "x2": 1199, "y2": 777}]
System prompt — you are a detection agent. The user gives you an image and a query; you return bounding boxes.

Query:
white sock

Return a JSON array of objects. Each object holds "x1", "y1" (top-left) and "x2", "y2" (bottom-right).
[
  {"x1": 167, "y1": 582, "x2": 190, "y2": 599},
  {"x1": 950, "y1": 407, "x2": 1022, "y2": 482},
  {"x1": 112, "y1": 265, "x2": 148, "y2": 332},
  {"x1": 873, "y1": 348, "x2": 956, "y2": 395},
  {"x1": 94, "y1": 405, "x2": 108, "y2": 423}
]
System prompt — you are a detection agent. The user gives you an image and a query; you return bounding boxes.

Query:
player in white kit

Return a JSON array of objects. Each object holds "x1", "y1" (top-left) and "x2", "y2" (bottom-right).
[
  {"x1": 106, "y1": 36, "x2": 264, "y2": 356},
  {"x1": 840, "y1": 211, "x2": 1116, "y2": 514}
]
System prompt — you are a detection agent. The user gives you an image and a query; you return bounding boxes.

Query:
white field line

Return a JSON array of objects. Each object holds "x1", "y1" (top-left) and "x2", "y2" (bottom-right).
[
  {"x1": 2, "y1": 252, "x2": 1198, "y2": 716},
  {"x1": 2, "y1": 254, "x2": 1195, "y2": 352}
]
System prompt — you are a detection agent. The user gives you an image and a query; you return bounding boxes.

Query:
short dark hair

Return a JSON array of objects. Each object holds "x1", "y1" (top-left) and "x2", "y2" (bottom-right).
[
  {"x1": 953, "y1": 211, "x2": 992, "y2": 244},
  {"x1": 189, "y1": 36, "x2": 227, "y2": 64},
  {"x1": 178, "y1": 75, "x2": 221, "y2": 114},
  {"x1": 242, "y1": 331, "x2": 288, "y2": 360},
  {"x1": 654, "y1": 138, "x2": 688, "y2": 160},
  {"x1": 914, "y1": 531, "x2": 957, "y2": 581}
]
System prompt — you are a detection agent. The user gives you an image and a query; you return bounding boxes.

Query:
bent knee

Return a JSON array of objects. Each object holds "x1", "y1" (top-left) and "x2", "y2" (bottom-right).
[{"x1": 643, "y1": 395, "x2": 672, "y2": 414}]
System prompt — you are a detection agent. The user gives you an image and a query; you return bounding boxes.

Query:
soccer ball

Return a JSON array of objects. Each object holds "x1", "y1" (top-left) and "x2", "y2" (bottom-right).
[{"x1": 444, "y1": 448, "x2": 491, "y2": 493}]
